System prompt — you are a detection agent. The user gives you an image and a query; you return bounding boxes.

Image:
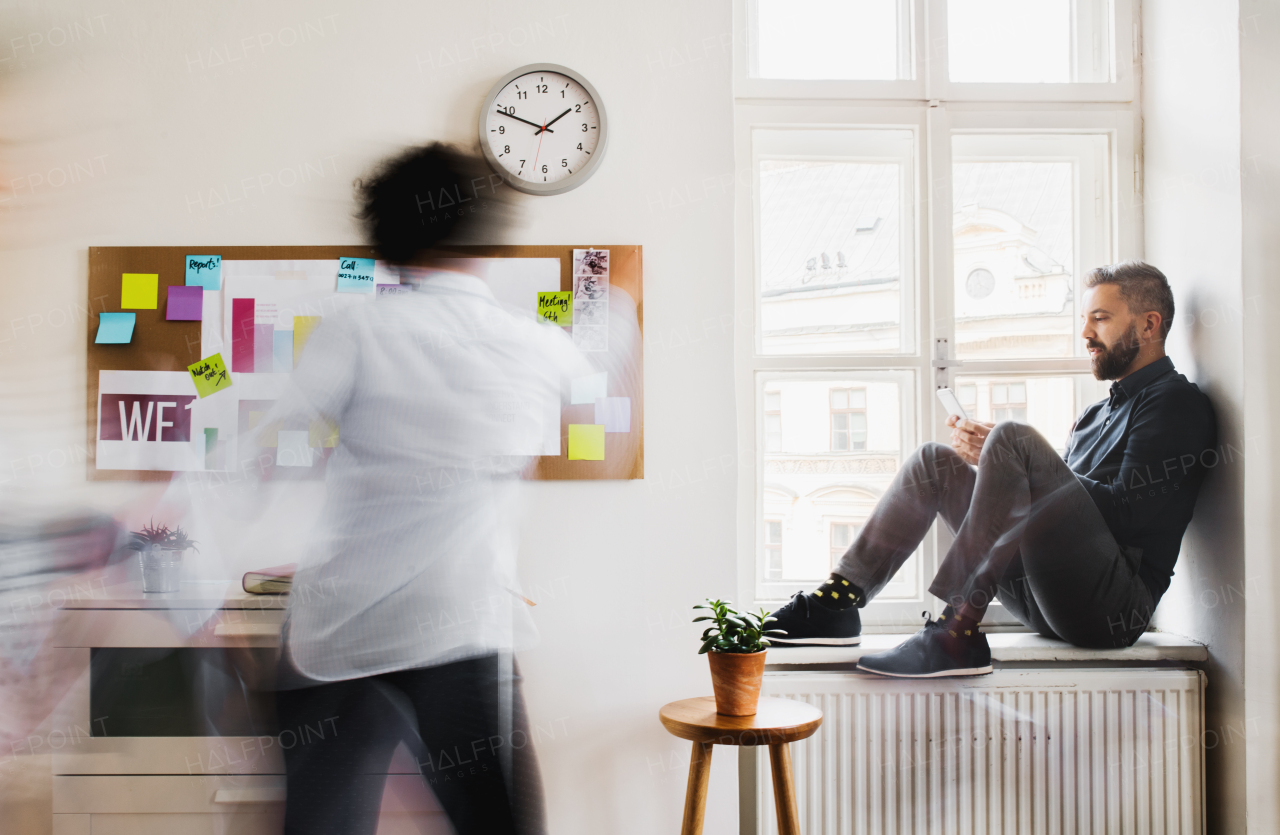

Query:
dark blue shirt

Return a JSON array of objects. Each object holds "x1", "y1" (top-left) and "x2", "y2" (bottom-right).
[{"x1": 1064, "y1": 356, "x2": 1217, "y2": 602}]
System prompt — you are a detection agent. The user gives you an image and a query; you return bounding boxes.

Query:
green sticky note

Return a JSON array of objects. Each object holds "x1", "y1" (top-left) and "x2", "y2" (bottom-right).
[
  {"x1": 568, "y1": 424, "x2": 605, "y2": 460},
  {"x1": 188, "y1": 353, "x2": 232, "y2": 398},
  {"x1": 537, "y1": 291, "x2": 572, "y2": 326},
  {"x1": 121, "y1": 273, "x2": 159, "y2": 309}
]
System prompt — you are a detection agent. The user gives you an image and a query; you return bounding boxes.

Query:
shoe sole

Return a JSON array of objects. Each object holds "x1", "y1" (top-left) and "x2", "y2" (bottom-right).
[
  {"x1": 770, "y1": 637, "x2": 862, "y2": 647},
  {"x1": 855, "y1": 664, "x2": 993, "y2": 678}
]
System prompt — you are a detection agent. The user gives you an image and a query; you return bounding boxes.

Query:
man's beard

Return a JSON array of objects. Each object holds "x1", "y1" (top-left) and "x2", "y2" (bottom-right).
[{"x1": 1089, "y1": 323, "x2": 1141, "y2": 380}]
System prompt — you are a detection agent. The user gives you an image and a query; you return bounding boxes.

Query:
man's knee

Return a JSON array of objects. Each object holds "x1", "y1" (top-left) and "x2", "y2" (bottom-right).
[{"x1": 981, "y1": 421, "x2": 1050, "y2": 464}]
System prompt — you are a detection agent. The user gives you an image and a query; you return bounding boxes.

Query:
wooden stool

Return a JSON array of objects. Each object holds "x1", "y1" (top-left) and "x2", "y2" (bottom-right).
[{"x1": 659, "y1": 696, "x2": 822, "y2": 835}]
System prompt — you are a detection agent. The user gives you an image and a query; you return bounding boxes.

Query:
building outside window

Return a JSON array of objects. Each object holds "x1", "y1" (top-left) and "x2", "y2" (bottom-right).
[
  {"x1": 737, "y1": 0, "x2": 1140, "y2": 624},
  {"x1": 829, "y1": 387, "x2": 868, "y2": 451},
  {"x1": 829, "y1": 521, "x2": 860, "y2": 571}
]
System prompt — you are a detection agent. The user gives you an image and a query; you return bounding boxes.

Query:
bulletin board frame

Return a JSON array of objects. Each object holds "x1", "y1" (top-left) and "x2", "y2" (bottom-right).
[{"x1": 86, "y1": 245, "x2": 643, "y2": 482}]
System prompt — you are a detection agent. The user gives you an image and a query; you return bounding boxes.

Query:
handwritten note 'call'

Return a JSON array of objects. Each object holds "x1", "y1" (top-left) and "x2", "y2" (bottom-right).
[{"x1": 336, "y1": 257, "x2": 376, "y2": 294}]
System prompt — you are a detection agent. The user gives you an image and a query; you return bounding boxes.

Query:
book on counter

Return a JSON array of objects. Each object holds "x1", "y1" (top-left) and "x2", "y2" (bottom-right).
[{"x1": 242, "y1": 563, "x2": 296, "y2": 594}]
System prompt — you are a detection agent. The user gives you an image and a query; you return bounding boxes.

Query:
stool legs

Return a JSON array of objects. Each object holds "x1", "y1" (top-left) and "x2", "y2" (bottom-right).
[
  {"x1": 680, "y1": 741, "x2": 713, "y2": 835},
  {"x1": 768, "y1": 742, "x2": 800, "y2": 835}
]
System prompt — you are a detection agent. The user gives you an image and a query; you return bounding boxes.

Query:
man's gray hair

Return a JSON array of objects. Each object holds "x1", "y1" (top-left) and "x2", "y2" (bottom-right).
[{"x1": 1084, "y1": 260, "x2": 1175, "y2": 339}]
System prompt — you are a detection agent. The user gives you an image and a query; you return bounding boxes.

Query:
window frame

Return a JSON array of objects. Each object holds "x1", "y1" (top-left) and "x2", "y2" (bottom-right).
[{"x1": 735, "y1": 3, "x2": 1143, "y2": 629}]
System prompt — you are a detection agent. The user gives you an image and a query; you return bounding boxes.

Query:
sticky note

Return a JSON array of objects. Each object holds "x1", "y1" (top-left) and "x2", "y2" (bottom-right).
[
  {"x1": 594, "y1": 397, "x2": 631, "y2": 433},
  {"x1": 165, "y1": 285, "x2": 204, "y2": 321},
  {"x1": 187, "y1": 353, "x2": 232, "y2": 398},
  {"x1": 336, "y1": 257, "x2": 376, "y2": 294},
  {"x1": 570, "y1": 371, "x2": 607, "y2": 405},
  {"x1": 94, "y1": 312, "x2": 135, "y2": 344},
  {"x1": 277, "y1": 431, "x2": 313, "y2": 467},
  {"x1": 294, "y1": 316, "x2": 322, "y2": 365},
  {"x1": 121, "y1": 273, "x2": 159, "y2": 309},
  {"x1": 568, "y1": 424, "x2": 605, "y2": 461},
  {"x1": 186, "y1": 255, "x2": 222, "y2": 290},
  {"x1": 254, "y1": 324, "x2": 273, "y2": 373},
  {"x1": 309, "y1": 418, "x2": 339, "y2": 448},
  {"x1": 273, "y1": 330, "x2": 293, "y2": 372},
  {"x1": 538, "y1": 291, "x2": 572, "y2": 326}
]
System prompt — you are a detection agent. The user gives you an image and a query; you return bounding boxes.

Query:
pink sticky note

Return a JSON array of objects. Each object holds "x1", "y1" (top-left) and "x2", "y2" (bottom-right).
[{"x1": 166, "y1": 285, "x2": 204, "y2": 321}]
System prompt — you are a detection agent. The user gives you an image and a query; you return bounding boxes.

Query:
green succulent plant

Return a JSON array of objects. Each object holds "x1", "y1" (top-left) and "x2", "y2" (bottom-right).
[
  {"x1": 125, "y1": 521, "x2": 199, "y2": 553},
  {"x1": 693, "y1": 598, "x2": 786, "y2": 654}
]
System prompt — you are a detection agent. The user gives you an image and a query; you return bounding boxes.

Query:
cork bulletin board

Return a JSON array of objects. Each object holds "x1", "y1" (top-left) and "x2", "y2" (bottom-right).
[{"x1": 86, "y1": 245, "x2": 643, "y2": 482}]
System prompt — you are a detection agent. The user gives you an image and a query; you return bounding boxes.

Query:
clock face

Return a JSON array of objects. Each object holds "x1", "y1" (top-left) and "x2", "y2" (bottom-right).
[{"x1": 479, "y1": 65, "x2": 606, "y2": 195}]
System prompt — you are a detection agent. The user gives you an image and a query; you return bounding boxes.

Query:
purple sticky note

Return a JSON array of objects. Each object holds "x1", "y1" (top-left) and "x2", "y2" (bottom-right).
[{"x1": 166, "y1": 285, "x2": 204, "y2": 321}]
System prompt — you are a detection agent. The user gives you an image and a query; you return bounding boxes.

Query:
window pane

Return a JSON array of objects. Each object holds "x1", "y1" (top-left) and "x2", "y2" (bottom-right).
[
  {"x1": 947, "y1": 0, "x2": 1112, "y2": 84},
  {"x1": 952, "y1": 134, "x2": 1110, "y2": 360},
  {"x1": 954, "y1": 374, "x2": 1110, "y2": 453},
  {"x1": 830, "y1": 389, "x2": 848, "y2": 409},
  {"x1": 765, "y1": 391, "x2": 781, "y2": 411},
  {"x1": 762, "y1": 378, "x2": 903, "y2": 581},
  {"x1": 756, "y1": 0, "x2": 909, "y2": 81},
  {"x1": 849, "y1": 388, "x2": 867, "y2": 409},
  {"x1": 759, "y1": 158, "x2": 906, "y2": 355}
]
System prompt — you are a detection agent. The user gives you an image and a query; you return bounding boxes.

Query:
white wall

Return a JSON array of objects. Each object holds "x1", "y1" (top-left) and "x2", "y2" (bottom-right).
[
  {"x1": 0, "y1": 2, "x2": 740, "y2": 832},
  {"x1": 1142, "y1": 2, "x2": 1259, "y2": 832}
]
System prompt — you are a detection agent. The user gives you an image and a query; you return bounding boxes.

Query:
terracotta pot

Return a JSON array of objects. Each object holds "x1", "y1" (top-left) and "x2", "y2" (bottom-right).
[{"x1": 707, "y1": 650, "x2": 767, "y2": 716}]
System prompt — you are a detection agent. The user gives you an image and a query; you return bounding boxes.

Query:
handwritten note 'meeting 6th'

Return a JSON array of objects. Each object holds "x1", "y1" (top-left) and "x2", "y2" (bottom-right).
[
  {"x1": 336, "y1": 257, "x2": 376, "y2": 294},
  {"x1": 537, "y1": 291, "x2": 572, "y2": 326}
]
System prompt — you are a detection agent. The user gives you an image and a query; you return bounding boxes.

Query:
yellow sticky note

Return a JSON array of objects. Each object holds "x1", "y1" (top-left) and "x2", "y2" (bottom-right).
[
  {"x1": 568, "y1": 424, "x2": 605, "y2": 461},
  {"x1": 537, "y1": 291, "x2": 572, "y2": 326},
  {"x1": 309, "y1": 418, "x2": 339, "y2": 449},
  {"x1": 121, "y1": 273, "x2": 159, "y2": 309},
  {"x1": 294, "y1": 315, "x2": 322, "y2": 366},
  {"x1": 187, "y1": 353, "x2": 232, "y2": 398}
]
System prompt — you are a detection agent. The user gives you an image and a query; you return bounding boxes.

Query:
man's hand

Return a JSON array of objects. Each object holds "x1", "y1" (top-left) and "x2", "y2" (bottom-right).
[{"x1": 947, "y1": 415, "x2": 995, "y2": 465}]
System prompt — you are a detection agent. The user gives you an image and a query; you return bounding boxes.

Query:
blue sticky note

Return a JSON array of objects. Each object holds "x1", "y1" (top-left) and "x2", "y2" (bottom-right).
[
  {"x1": 94, "y1": 312, "x2": 136, "y2": 344},
  {"x1": 336, "y1": 257, "x2": 376, "y2": 294},
  {"x1": 185, "y1": 255, "x2": 222, "y2": 291},
  {"x1": 273, "y1": 330, "x2": 293, "y2": 372}
]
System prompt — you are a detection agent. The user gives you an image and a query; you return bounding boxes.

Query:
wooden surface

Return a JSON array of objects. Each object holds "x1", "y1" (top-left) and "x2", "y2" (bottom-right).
[
  {"x1": 86, "y1": 245, "x2": 642, "y2": 481},
  {"x1": 680, "y1": 742, "x2": 712, "y2": 835},
  {"x1": 768, "y1": 743, "x2": 801, "y2": 835},
  {"x1": 658, "y1": 697, "x2": 822, "y2": 746}
]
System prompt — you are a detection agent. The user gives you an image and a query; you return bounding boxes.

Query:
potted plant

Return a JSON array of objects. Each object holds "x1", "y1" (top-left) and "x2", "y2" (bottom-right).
[
  {"x1": 125, "y1": 521, "x2": 198, "y2": 593},
  {"x1": 694, "y1": 598, "x2": 786, "y2": 716}
]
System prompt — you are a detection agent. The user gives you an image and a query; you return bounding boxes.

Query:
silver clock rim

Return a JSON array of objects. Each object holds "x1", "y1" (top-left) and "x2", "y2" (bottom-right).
[{"x1": 477, "y1": 63, "x2": 608, "y2": 197}]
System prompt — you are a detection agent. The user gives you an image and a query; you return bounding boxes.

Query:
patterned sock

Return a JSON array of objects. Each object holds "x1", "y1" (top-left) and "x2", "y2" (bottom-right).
[
  {"x1": 938, "y1": 605, "x2": 982, "y2": 640},
  {"x1": 812, "y1": 574, "x2": 864, "y2": 610}
]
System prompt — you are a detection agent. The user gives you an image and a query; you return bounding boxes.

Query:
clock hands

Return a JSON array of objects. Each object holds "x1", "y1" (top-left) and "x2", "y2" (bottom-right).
[
  {"x1": 537, "y1": 108, "x2": 573, "y2": 134},
  {"x1": 496, "y1": 108, "x2": 554, "y2": 134}
]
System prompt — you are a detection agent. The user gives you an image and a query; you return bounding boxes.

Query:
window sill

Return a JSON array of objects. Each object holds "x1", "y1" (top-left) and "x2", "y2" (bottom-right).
[{"x1": 765, "y1": 631, "x2": 1207, "y2": 667}]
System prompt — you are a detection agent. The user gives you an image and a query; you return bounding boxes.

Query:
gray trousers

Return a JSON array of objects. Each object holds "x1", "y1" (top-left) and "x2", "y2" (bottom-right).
[{"x1": 834, "y1": 422, "x2": 1154, "y2": 649}]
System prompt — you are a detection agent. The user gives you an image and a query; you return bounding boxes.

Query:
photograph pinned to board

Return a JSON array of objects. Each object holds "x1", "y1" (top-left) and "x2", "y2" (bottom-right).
[
  {"x1": 572, "y1": 248, "x2": 609, "y2": 276},
  {"x1": 573, "y1": 299, "x2": 607, "y2": 326}
]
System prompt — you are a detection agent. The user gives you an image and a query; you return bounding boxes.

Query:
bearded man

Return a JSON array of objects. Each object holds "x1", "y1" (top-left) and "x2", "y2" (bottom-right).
[{"x1": 767, "y1": 261, "x2": 1217, "y2": 677}]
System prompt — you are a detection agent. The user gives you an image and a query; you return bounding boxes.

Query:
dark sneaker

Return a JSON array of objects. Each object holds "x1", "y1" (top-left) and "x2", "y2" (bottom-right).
[
  {"x1": 856, "y1": 612, "x2": 992, "y2": 677},
  {"x1": 766, "y1": 592, "x2": 862, "y2": 647}
]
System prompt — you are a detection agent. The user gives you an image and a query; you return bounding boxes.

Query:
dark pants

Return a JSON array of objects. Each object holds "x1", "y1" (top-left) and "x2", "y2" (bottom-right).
[
  {"x1": 834, "y1": 422, "x2": 1154, "y2": 648},
  {"x1": 275, "y1": 653, "x2": 545, "y2": 835}
]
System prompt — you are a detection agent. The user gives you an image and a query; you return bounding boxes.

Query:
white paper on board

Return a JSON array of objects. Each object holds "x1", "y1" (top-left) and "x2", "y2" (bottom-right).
[
  {"x1": 570, "y1": 372, "x2": 608, "y2": 405},
  {"x1": 96, "y1": 370, "x2": 237, "y2": 472}
]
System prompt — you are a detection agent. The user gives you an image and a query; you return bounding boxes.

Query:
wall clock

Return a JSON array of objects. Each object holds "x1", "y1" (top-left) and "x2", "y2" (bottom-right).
[{"x1": 478, "y1": 63, "x2": 608, "y2": 196}]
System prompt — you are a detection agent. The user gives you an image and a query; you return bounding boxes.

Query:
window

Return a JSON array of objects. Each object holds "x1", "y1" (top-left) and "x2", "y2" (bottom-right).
[
  {"x1": 764, "y1": 520, "x2": 784, "y2": 580},
  {"x1": 737, "y1": 0, "x2": 1141, "y2": 626},
  {"x1": 829, "y1": 522, "x2": 859, "y2": 569},
  {"x1": 829, "y1": 388, "x2": 868, "y2": 451},
  {"x1": 764, "y1": 390, "x2": 782, "y2": 452}
]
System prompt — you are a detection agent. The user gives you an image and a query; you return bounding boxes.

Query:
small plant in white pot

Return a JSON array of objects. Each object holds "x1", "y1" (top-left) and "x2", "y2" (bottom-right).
[
  {"x1": 694, "y1": 598, "x2": 786, "y2": 716},
  {"x1": 126, "y1": 522, "x2": 198, "y2": 593}
]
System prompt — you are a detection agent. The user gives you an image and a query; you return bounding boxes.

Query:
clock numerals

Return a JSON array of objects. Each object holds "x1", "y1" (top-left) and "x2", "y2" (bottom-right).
[{"x1": 483, "y1": 68, "x2": 604, "y2": 192}]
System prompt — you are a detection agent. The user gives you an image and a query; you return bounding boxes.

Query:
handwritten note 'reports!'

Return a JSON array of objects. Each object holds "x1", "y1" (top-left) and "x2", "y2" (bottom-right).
[
  {"x1": 188, "y1": 353, "x2": 232, "y2": 398},
  {"x1": 336, "y1": 257, "x2": 376, "y2": 294},
  {"x1": 185, "y1": 255, "x2": 222, "y2": 291},
  {"x1": 537, "y1": 291, "x2": 572, "y2": 326}
]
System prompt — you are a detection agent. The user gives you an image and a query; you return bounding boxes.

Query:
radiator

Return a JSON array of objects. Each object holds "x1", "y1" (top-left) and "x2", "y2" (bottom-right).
[{"x1": 752, "y1": 668, "x2": 1205, "y2": 835}]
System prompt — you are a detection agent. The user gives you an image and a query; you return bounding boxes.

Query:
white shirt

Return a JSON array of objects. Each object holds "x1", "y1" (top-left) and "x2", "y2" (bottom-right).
[{"x1": 269, "y1": 270, "x2": 590, "y2": 681}]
